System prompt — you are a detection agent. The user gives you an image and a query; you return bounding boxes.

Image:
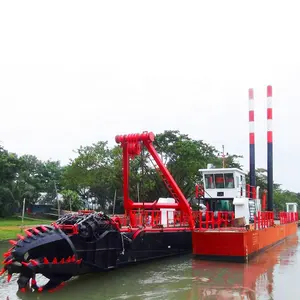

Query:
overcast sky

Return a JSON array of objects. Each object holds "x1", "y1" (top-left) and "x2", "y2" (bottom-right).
[{"x1": 0, "y1": 1, "x2": 299, "y2": 191}]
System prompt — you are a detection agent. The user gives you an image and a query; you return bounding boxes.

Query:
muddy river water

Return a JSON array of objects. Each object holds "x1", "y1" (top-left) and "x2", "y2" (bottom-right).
[{"x1": 0, "y1": 230, "x2": 299, "y2": 300}]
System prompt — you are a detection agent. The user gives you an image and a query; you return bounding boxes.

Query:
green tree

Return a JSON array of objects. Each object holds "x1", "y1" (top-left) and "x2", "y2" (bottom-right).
[
  {"x1": 246, "y1": 168, "x2": 281, "y2": 195},
  {"x1": 0, "y1": 146, "x2": 20, "y2": 216},
  {"x1": 60, "y1": 189, "x2": 83, "y2": 211},
  {"x1": 245, "y1": 168, "x2": 299, "y2": 212},
  {"x1": 0, "y1": 146, "x2": 19, "y2": 185},
  {"x1": 61, "y1": 141, "x2": 117, "y2": 211},
  {"x1": 153, "y1": 130, "x2": 242, "y2": 199},
  {"x1": 14, "y1": 155, "x2": 63, "y2": 205}
]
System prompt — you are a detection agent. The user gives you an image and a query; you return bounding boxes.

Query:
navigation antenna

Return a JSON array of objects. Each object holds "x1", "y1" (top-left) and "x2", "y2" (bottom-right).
[{"x1": 219, "y1": 145, "x2": 229, "y2": 168}]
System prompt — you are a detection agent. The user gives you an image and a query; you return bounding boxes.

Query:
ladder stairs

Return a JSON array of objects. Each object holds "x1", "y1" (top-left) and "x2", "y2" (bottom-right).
[{"x1": 249, "y1": 199, "x2": 256, "y2": 223}]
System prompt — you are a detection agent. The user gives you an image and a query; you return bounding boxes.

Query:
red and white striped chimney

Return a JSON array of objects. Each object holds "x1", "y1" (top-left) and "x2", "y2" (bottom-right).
[
  {"x1": 267, "y1": 85, "x2": 273, "y2": 211},
  {"x1": 248, "y1": 88, "x2": 256, "y2": 192}
]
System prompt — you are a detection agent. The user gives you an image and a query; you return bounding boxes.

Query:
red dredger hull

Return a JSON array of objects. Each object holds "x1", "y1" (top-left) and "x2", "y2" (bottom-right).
[{"x1": 192, "y1": 222, "x2": 298, "y2": 262}]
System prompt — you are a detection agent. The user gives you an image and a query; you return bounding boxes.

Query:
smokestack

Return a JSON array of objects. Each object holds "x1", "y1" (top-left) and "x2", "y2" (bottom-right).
[
  {"x1": 248, "y1": 88, "x2": 256, "y2": 191},
  {"x1": 267, "y1": 85, "x2": 273, "y2": 211}
]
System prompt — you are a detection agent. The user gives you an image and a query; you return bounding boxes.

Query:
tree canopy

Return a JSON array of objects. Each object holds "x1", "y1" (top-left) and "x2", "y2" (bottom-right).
[{"x1": 0, "y1": 130, "x2": 298, "y2": 216}]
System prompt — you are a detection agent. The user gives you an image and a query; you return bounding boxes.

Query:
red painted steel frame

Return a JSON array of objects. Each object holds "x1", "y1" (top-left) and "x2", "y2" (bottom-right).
[{"x1": 115, "y1": 132, "x2": 194, "y2": 229}]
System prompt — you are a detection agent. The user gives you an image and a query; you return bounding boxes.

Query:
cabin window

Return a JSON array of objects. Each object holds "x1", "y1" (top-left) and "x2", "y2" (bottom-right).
[
  {"x1": 216, "y1": 200, "x2": 233, "y2": 211},
  {"x1": 215, "y1": 174, "x2": 225, "y2": 188},
  {"x1": 204, "y1": 173, "x2": 235, "y2": 189},
  {"x1": 204, "y1": 174, "x2": 215, "y2": 189},
  {"x1": 224, "y1": 173, "x2": 235, "y2": 188}
]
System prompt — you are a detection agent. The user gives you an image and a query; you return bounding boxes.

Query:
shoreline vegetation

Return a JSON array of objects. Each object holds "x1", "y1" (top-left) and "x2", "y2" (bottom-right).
[{"x1": 0, "y1": 216, "x2": 53, "y2": 241}]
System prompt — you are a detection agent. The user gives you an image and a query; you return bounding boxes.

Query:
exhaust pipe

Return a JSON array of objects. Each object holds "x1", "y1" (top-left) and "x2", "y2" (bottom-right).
[
  {"x1": 267, "y1": 85, "x2": 273, "y2": 211},
  {"x1": 248, "y1": 88, "x2": 256, "y2": 190}
]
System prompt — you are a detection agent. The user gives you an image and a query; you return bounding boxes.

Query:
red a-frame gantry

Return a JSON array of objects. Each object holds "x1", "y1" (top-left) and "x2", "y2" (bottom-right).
[{"x1": 115, "y1": 131, "x2": 195, "y2": 229}]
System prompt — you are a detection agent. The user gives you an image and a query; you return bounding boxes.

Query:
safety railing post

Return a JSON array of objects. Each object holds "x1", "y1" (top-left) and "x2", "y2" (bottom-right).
[
  {"x1": 217, "y1": 212, "x2": 220, "y2": 229},
  {"x1": 199, "y1": 211, "x2": 202, "y2": 228}
]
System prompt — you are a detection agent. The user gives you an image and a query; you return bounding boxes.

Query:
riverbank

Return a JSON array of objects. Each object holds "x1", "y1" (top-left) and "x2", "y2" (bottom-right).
[{"x1": 0, "y1": 217, "x2": 53, "y2": 241}]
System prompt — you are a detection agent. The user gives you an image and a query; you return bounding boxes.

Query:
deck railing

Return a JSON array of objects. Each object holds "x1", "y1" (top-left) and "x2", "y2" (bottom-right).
[
  {"x1": 192, "y1": 211, "x2": 235, "y2": 229},
  {"x1": 254, "y1": 211, "x2": 274, "y2": 229},
  {"x1": 111, "y1": 210, "x2": 298, "y2": 230},
  {"x1": 112, "y1": 210, "x2": 163, "y2": 228},
  {"x1": 279, "y1": 212, "x2": 298, "y2": 224},
  {"x1": 113, "y1": 210, "x2": 236, "y2": 229}
]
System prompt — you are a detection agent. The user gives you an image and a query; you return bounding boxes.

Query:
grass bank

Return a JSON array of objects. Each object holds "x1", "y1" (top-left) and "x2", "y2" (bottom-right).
[{"x1": 0, "y1": 216, "x2": 53, "y2": 240}]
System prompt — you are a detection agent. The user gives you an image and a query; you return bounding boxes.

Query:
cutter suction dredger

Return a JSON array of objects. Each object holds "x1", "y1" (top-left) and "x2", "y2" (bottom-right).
[{"x1": 1, "y1": 131, "x2": 195, "y2": 293}]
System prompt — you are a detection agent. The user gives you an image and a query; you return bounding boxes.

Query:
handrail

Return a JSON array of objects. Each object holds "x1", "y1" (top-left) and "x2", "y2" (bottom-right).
[
  {"x1": 279, "y1": 212, "x2": 298, "y2": 224},
  {"x1": 114, "y1": 210, "x2": 236, "y2": 229},
  {"x1": 254, "y1": 211, "x2": 274, "y2": 229},
  {"x1": 192, "y1": 211, "x2": 235, "y2": 229},
  {"x1": 113, "y1": 210, "x2": 298, "y2": 231}
]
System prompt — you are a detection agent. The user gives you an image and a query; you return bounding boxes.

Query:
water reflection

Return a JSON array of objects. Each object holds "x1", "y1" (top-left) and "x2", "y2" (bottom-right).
[
  {"x1": 0, "y1": 233, "x2": 299, "y2": 300},
  {"x1": 190, "y1": 235, "x2": 299, "y2": 299}
]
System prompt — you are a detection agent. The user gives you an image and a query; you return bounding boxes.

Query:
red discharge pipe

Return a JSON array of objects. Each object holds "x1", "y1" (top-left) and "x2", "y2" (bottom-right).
[
  {"x1": 252, "y1": 186, "x2": 256, "y2": 199},
  {"x1": 115, "y1": 132, "x2": 155, "y2": 144},
  {"x1": 262, "y1": 190, "x2": 267, "y2": 211},
  {"x1": 246, "y1": 184, "x2": 250, "y2": 198},
  {"x1": 131, "y1": 203, "x2": 179, "y2": 209}
]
